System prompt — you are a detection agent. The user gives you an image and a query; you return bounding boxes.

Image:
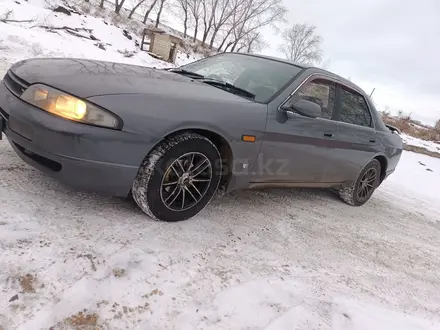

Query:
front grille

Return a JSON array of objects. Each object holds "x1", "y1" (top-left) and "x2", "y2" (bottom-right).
[{"x1": 3, "y1": 70, "x2": 29, "y2": 96}]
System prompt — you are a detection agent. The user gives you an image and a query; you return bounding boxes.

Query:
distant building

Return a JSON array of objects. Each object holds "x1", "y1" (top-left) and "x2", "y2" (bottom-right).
[{"x1": 141, "y1": 27, "x2": 182, "y2": 63}]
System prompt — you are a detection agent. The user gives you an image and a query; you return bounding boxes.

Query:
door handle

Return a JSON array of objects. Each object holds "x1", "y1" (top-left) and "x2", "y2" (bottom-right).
[
  {"x1": 324, "y1": 133, "x2": 334, "y2": 138},
  {"x1": 369, "y1": 139, "x2": 376, "y2": 143}
]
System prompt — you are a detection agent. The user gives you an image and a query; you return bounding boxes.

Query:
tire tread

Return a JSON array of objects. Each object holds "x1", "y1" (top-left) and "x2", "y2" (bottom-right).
[{"x1": 132, "y1": 132, "x2": 219, "y2": 221}]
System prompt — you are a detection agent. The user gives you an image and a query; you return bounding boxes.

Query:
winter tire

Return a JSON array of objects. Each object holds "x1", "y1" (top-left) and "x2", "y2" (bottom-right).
[
  {"x1": 339, "y1": 159, "x2": 381, "y2": 206},
  {"x1": 132, "y1": 132, "x2": 222, "y2": 222}
]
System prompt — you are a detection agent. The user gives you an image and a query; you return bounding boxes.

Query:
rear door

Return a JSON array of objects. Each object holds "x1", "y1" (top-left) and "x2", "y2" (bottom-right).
[
  {"x1": 251, "y1": 76, "x2": 340, "y2": 183},
  {"x1": 328, "y1": 85, "x2": 378, "y2": 182}
]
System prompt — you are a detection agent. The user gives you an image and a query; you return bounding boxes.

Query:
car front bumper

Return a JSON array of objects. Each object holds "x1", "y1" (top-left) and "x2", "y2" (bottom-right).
[{"x1": 0, "y1": 81, "x2": 151, "y2": 197}]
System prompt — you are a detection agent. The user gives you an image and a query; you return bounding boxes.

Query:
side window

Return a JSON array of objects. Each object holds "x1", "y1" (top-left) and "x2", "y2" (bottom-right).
[
  {"x1": 285, "y1": 79, "x2": 336, "y2": 119},
  {"x1": 340, "y1": 87, "x2": 372, "y2": 127}
]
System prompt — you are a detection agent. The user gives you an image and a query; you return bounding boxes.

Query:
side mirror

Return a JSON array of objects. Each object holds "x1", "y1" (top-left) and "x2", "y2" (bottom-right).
[{"x1": 282, "y1": 99, "x2": 322, "y2": 119}]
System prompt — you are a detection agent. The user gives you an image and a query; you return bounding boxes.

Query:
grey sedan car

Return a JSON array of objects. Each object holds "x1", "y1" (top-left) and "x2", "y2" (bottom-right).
[{"x1": 0, "y1": 53, "x2": 402, "y2": 221}]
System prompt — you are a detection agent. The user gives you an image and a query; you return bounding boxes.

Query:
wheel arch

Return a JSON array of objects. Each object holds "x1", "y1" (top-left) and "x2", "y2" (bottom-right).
[
  {"x1": 373, "y1": 154, "x2": 388, "y2": 182},
  {"x1": 154, "y1": 128, "x2": 234, "y2": 190}
]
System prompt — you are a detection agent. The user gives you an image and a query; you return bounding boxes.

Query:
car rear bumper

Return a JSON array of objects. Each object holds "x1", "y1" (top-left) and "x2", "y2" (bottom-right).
[{"x1": 0, "y1": 82, "x2": 151, "y2": 197}]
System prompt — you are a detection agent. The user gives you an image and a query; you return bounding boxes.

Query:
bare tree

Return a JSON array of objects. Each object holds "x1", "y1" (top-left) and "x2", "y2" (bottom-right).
[
  {"x1": 278, "y1": 24, "x2": 323, "y2": 65},
  {"x1": 213, "y1": 1, "x2": 244, "y2": 51},
  {"x1": 216, "y1": 27, "x2": 233, "y2": 51},
  {"x1": 115, "y1": 0, "x2": 127, "y2": 14},
  {"x1": 244, "y1": 31, "x2": 267, "y2": 53},
  {"x1": 176, "y1": 0, "x2": 190, "y2": 37},
  {"x1": 170, "y1": 0, "x2": 285, "y2": 50},
  {"x1": 435, "y1": 119, "x2": 440, "y2": 131},
  {"x1": 128, "y1": 0, "x2": 146, "y2": 19},
  {"x1": 155, "y1": 0, "x2": 166, "y2": 28},
  {"x1": 143, "y1": 0, "x2": 158, "y2": 23},
  {"x1": 208, "y1": 0, "x2": 246, "y2": 49},
  {"x1": 188, "y1": 0, "x2": 203, "y2": 41},
  {"x1": 226, "y1": 0, "x2": 286, "y2": 52},
  {"x1": 201, "y1": 0, "x2": 218, "y2": 44},
  {"x1": 100, "y1": 0, "x2": 105, "y2": 8}
]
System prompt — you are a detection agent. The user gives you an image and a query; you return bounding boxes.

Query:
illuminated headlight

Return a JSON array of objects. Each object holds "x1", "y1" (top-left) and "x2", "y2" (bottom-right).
[{"x1": 20, "y1": 84, "x2": 121, "y2": 129}]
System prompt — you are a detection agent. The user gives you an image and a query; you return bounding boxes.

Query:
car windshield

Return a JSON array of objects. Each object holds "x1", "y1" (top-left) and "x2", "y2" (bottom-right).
[{"x1": 181, "y1": 53, "x2": 303, "y2": 103}]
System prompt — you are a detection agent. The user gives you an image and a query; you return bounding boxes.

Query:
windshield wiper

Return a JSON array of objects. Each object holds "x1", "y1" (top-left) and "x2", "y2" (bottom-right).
[
  {"x1": 166, "y1": 69, "x2": 255, "y2": 99},
  {"x1": 166, "y1": 68, "x2": 205, "y2": 79},
  {"x1": 202, "y1": 79, "x2": 255, "y2": 100}
]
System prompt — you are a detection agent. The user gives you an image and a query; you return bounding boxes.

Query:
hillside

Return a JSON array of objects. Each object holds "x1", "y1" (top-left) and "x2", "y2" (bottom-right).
[{"x1": 0, "y1": 0, "x2": 200, "y2": 74}]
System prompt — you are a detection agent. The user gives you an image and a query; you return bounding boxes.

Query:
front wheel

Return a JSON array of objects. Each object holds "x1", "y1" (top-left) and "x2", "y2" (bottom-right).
[
  {"x1": 339, "y1": 159, "x2": 381, "y2": 206},
  {"x1": 132, "y1": 132, "x2": 222, "y2": 222}
]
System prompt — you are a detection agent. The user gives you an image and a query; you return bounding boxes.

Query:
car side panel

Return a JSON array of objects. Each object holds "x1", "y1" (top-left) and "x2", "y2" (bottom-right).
[
  {"x1": 253, "y1": 111, "x2": 340, "y2": 183},
  {"x1": 327, "y1": 123, "x2": 380, "y2": 183},
  {"x1": 254, "y1": 69, "x2": 348, "y2": 184},
  {"x1": 365, "y1": 96, "x2": 403, "y2": 178},
  {"x1": 376, "y1": 130, "x2": 403, "y2": 178},
  {"x1": 87, "y1": 93, "x2": 269, "y2": 192}
]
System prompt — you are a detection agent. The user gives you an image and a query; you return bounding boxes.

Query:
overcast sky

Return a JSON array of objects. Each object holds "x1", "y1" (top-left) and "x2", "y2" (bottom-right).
[{"x1": 262, "y1": 0, "x2": 440, "y2": 125}]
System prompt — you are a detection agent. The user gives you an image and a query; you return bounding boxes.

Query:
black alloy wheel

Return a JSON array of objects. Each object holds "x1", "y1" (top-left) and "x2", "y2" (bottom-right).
[{"x1": 160, "y1": 152, "x2": 213, "y2": 212}]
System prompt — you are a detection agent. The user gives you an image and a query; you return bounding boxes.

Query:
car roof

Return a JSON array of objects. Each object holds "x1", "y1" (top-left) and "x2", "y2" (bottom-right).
[{"x1": 228, "y1": 52, "x2": 365, "y2": 96}]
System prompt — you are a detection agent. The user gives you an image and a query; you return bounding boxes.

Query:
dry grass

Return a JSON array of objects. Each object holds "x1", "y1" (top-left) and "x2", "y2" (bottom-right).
[
  {"x1": 19, "y1": 274, "x2": 35, "y2": 293},
  {"x1": 112, "y1": 268, "x2": 126, "y2": 277},
  {"x1": 142, "y1": 288, "x2": 164, "y2": 299},
  {"x1": 404, "y1": 144, "x2": 440, "y2": 159},
  {"x1": 382, "y1": 115, "x2": 440, "y2": 141},
  {"x1": 415, "y1": 129, "x2": 440, "y2": 141},
  {"x1": 381, "y1": 114, "x2": 440, "y2": 158},
  {"x1": 49, "y1": 311, "x2": 100, "y2": 330}
]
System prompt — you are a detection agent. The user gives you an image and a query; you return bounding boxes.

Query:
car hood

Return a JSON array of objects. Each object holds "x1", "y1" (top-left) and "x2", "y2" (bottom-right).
[{"x1": 10, "y1": 58, "x2": 253, "y2": 103}]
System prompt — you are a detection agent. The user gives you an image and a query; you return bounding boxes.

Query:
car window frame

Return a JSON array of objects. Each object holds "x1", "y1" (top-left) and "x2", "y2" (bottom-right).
[
  {"x1": 279, "y1": 74, "x2": 339, "y2": 122},
  {"x1": 335, "y1": 84, "x2": 375, "y2": 129}
]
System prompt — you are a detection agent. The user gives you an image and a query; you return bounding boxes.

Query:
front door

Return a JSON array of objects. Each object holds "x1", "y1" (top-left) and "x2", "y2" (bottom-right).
[{"x1": 251, "y1": 77, "x2": 340, "y2": 184}]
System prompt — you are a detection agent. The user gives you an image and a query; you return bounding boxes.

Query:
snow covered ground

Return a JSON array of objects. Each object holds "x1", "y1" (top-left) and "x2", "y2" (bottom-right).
[
  {"x1": 401, "y1": 133, "x2": 440, "y2": 154},
  {"x1": 1, "y1": 135, "x2": 440, "y2": 329},
  {"x1": 1, "y1": 0, "x2": 440, "y2": 328}
]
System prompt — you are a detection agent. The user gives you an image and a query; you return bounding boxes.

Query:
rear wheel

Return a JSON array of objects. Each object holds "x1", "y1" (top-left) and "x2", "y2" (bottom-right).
[
  {"x1": 132, "y1": 132, "x2": 221, "y2": 222},
  {"x1": 339, "y1": 159, "x2": 381, "y2": 206}
]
